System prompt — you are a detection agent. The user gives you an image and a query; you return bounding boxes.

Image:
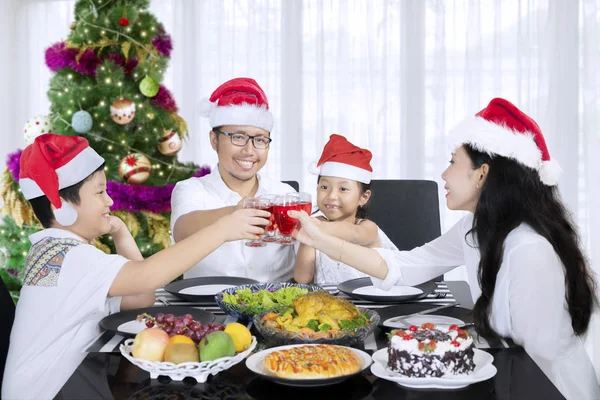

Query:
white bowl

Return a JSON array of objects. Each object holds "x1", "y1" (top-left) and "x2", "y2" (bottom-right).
[{"x1": 120, "y1": 336, "x2": 257, "y2": 382}]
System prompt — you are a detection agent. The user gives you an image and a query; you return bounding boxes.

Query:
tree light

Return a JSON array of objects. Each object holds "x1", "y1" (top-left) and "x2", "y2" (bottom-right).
[
  {"x1": 105, "y1": 78, "x2": 111, "y2": 84},
  {"x1": 108, "y1": 145, "x2": 113, "y2": 150}
]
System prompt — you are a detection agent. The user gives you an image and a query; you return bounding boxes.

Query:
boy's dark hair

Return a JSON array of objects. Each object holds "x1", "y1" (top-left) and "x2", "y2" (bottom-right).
[
  {"x1": 317, "y1": 175, "x2": 371, "y2": 220},
  {"x1": 28, "y1": 164, "x2": 106, "y2": 228}
]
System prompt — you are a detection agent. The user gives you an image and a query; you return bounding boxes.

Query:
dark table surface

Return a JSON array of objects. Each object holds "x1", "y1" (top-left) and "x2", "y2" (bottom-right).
[{"x1": 55, "y1": 281, "x2": 565, "y2": 400}]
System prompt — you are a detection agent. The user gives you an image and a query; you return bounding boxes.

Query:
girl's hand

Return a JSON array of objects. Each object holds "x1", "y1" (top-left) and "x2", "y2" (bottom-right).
[{"x1": 288, "y1": 210, "x2": 325, "y2": 247}]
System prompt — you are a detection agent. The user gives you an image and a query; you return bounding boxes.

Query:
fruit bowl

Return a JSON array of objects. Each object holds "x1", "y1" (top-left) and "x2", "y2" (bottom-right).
[
  {"x1": 253, "y1": 309, "x2": 380, "y2": 346},
  {"x1": 215, "y1": 282, "x2": 323, "y2": 321},
  {"x1": 120, "y1": 336, "x2": 257, "y2": 382}
]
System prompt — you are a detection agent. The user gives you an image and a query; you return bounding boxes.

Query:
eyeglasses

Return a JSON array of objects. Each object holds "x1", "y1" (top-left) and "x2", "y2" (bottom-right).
[{"x1": 214, "y1": 129, "x2": 272, "y2": 149}]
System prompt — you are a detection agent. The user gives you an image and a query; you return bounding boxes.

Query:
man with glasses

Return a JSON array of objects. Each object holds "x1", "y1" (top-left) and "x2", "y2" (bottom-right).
[{"x1": 170, "y1": 78, "x2": 296, "y2": 281}]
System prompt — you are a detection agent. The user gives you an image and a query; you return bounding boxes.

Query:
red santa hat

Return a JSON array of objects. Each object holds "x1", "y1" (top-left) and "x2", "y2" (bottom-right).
[
  {"x1": 309, "y1": 134, "x2": 373, "y2": 184},
  {"x1": 19, "y1": 133, "x2": 105, "y2": 226},
  {"x1": 449, "y1": 97, "x2": 561, "y2": 186},
  {"x1": 199, "y1": 77, "x2": 274, "y2": 132}
]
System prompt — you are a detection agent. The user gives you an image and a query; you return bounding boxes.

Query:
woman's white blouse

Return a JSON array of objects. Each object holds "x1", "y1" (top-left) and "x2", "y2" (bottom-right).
[{"x1": 371, "y1": 214, "x2": 599, "y2": 399}]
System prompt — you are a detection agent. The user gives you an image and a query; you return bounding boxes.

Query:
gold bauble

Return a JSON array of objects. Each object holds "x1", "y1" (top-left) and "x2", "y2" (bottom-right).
[
  {"x1": 157, "y1": 129, "x2": 183, "y2": 156},
  {"x1": 110, "y1": 98, "x2": 136, "y2": 125},
  {"x1": 118, "y1": 153, "x2": 151, "y2": 184}
]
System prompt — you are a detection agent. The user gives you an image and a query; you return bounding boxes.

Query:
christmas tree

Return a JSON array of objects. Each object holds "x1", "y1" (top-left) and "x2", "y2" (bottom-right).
[{"x1": 0, "y1": 0, "x2": 209, "y2": 302}]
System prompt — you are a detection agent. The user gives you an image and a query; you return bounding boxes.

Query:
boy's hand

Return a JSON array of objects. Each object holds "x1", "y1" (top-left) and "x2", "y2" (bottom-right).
[
  {"x1": 108, "y1": 215, "x2": 128, "y2": 236},
  {"x1": 215, "y1": 208, "x2": 270, "y2": 242}
]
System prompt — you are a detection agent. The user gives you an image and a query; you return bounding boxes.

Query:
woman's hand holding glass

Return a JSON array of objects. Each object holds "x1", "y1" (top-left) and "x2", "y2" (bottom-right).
[{"x1": 288, "y1": 209, "x2": 325, "y2": 248}]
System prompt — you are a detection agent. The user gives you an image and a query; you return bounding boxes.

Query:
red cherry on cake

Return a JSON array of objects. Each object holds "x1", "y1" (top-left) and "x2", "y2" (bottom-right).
[
  {"x1": 408, "y1": 325, "x2": 418, "y2": 332},
  {"x1": 449, "y1": 324, "x2": 459, "y2": 331},
  {"x1": 421, "y1": 323, "x2": 435, "y2": 330},
  {"x1": 394, "y1": 330, "x2": 406, "y2": 337},
  {"x1": 451, "y1": 340, "x2": 461, "y2": 347},
  {"x1": 402, "y1": 334, "x2": 414, "y2": 341}
]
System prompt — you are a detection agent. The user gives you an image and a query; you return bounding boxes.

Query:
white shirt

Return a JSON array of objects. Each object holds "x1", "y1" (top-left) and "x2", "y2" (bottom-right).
[
  {"x1": 315, "y1": 226, "x2": 398, "y2": 285},
  {"x1": 2, "y1": 229, "x2": 127, "y2": 400},
  {"x1": 170, "y1": 167, "x2": 296, "y2": 282},
  {"x1": 371, "y1": 214, "x2": 600, "y2": 400}
]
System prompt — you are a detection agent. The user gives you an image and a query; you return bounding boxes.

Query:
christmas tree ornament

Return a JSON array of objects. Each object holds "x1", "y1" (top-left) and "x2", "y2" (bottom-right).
[
  {"x1": 157, "y1": 129, "x2": 183, "y2": 156},
  {"x1": 71, "y1": 110, "x2": 93, "y2": 133},
  {"x1": 23, "y1": 115, "x2": 55, "y2": 144},
  {"x1": 119, "y1": 17, "x2": 129, "y2": 27},
  {"x1": 147, "y1": 112, "x2": 155, "y2": 120},
  {"x1": 69, "y1": 22, "x2": 77, "y2": 30},
  {"x1": 110, "y1": 98, "x2": 136, "y2": 125},
  {"x1": 119, "y1": 153, "x2": 151, "y2": 184},
  {"x1": 139, "y1": 76, "x2": 159, "y2": 97}
]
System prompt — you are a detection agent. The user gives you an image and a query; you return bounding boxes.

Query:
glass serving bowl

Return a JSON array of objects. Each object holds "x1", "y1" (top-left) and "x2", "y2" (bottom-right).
[
  {"x1": 253, "y1": 308, "x2": 380, "y2": 346},
  {"x1": 214, "y1": 282, "x2": 323, "y2": 321}
]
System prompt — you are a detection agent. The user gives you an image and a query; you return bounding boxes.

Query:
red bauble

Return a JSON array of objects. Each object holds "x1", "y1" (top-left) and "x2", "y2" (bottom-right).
[{"x1": 119, "y1": 17, "x2": 130, "y2": 27}]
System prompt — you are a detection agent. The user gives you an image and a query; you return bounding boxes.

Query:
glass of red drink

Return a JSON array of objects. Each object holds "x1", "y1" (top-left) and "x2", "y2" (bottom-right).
[
  {"x1": 258, "y1": 194, "x2": 278, "y2": 242},
  {"x1": 242, "y1": 197, "x2": 270, "y2": 247},
  {"x1": 293, "y1": 192, "x2": 313, "y2": 215},
  {"x1": 272, "y1": 194, "x2": 300, "y2": 244}
]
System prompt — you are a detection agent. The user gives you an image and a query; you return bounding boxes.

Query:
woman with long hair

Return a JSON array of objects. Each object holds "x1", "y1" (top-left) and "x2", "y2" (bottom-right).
[{"x1": 289, "y1": 98, "x2": 598, "y2": 399}]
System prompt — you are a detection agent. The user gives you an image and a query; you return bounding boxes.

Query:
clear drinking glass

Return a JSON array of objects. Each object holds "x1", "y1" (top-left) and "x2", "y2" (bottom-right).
[
  {"x1": 242, "y1": 197, "x2": 270, "y2": 247},
  {"x1": 272, "y1": 194, "x2": 299, "y2": 245},
  {"x1": 258, "y1": 194, "x2": 278, "y2": 242}
]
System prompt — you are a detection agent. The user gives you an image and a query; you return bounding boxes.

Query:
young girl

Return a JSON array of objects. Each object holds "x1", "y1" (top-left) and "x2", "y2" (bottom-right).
[
  {"x1": 294, "y1": 134, "x2": 397, "y2": 285},
  {"x1": 289, "y1": 100, "x2": 598, "y2": 399}
]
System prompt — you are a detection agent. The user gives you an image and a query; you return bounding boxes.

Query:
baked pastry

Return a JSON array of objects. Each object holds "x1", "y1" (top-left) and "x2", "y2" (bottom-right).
[
  {"x1": 263, "y1": 344, "x2": 362, "y2": 379},
  {"x1": 387, "y1": 323, "x2": 475, "y2": 377}
]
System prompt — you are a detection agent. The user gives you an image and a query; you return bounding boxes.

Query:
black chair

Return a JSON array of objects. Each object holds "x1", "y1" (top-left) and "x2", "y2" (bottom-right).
[
  {"x1": 0, "y1": 277, "x2": 15, "y2": 391},
  {"x1": 282, "y1": 180, "x2": 299, "y2": 192},
  {"x1": 367, "y1": 180, "x2": 443, "y2": 282}
]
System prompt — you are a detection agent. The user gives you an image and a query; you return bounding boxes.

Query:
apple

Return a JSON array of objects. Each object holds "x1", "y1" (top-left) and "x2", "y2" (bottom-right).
[{"x1": 132, "y1": 328, "x2": 170, "y2": 362}]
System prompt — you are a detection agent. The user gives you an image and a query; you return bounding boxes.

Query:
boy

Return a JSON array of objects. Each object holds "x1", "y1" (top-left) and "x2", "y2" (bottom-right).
[{"x1": 2, "y1": 134, "x2": 269, "y2": 399}]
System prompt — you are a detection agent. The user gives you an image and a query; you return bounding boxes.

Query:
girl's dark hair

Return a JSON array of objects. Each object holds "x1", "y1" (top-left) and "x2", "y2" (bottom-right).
[
  {"x1": 29, "y1": 164, "x2": 106, "y2": 228},
  {"x1": 317, "y1": 175, "x2": 371, "y2": 219},
  {"x1": 463, "y1": 144, "x2": 597, "y2": 339}
]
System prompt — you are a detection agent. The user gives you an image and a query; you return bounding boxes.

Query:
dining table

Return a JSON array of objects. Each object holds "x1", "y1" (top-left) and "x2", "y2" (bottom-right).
[{"x1": 54, "y1": 280, "x2": 565, "y2": 400}]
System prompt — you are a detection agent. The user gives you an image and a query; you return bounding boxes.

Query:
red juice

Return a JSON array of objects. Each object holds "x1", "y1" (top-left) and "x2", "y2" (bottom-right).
[
  {"x1": 273, "y1": 204, "x2": 298, "y2": 235},
  {"x1": 297, "y1": 202, "x2": 312, "y2": 215},
  {"x1": 265, "y1": 205, "x2": 276, "y2": 232}
]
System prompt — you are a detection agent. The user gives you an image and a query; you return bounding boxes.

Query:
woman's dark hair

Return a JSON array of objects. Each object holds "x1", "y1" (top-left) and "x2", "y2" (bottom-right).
[
  {"x1": 317, "y1": 175, "x2": 371, "y2": 219},
  {"x1": 463, "y1": 144, "x2": 597, "y2": 339},
  {"x1": 29, "y1": 164, "x2": 106, "y2": 228}
]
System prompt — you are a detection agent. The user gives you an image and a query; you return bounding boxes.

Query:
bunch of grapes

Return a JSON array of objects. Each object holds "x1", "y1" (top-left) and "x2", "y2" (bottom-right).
[{"x1": 137, "y1": 313, "x2": 225, "y2": 342}]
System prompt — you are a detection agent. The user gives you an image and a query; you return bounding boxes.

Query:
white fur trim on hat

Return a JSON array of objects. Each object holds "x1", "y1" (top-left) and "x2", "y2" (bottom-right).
[
  {"x1": 318, "y1": 161, "x2": 372, "y2": 184},
  {"x1": 448, "y1": 115, "x2": 542, "y2": 169},
  {"x1": 199, "y1": 97, "x2": 215, "y2": 118},
  {"x1": 538, "y1": 159, "x2": 562, "y2": 186},
  {"x1": 206, "y1": 102, "x2": 274, "y2": 132},
  {"x1": 53, "y1": 202, "x2": 78, "y2": 226},
  {"x1": 19, "y1": 146, "x2": 105, "y2": 199}
]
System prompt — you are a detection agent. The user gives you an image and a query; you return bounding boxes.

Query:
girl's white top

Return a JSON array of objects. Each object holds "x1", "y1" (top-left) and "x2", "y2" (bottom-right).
[{"x1": 315, "y1": 220, "x2": 398, "y2": 285}]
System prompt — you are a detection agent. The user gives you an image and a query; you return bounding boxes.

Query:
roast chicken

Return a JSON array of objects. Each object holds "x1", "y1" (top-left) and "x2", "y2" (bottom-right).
[{"x1": 289, "y1": 291, "x2": 362, "y2": 330}]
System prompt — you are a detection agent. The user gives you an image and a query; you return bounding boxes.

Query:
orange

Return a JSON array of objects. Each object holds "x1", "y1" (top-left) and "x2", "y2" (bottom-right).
[{"x1": 169, "y1": 334, "x2": 194, "y2": 345}]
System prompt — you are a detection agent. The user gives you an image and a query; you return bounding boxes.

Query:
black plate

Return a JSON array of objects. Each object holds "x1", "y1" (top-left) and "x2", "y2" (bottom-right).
[
  {"x1": 164, "y1": 276, "x2": 259, "y2": 302},
  {"x1": 376, "y1": 303, "x2": 473, "y2": 330},
  {"x1": 99, "y1": 306, "x2": 215, "y2": 337},
  {"x1": 337, "y1": 277, "x2": 435, "y2": 302}
]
